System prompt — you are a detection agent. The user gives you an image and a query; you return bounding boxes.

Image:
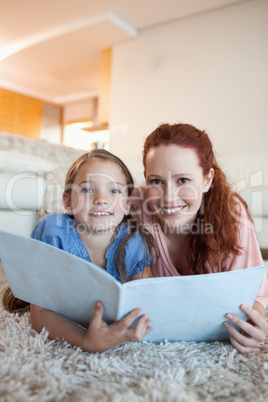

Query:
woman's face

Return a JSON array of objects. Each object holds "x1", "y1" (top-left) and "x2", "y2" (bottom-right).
[{"x1": 144, "y1": 145, "x2": 214, "y2": 234}]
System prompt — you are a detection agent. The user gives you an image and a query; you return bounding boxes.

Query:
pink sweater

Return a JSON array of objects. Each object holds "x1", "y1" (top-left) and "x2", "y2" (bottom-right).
[{"x1": 133, "y1": 188, "x2": 268, "y2": 308}]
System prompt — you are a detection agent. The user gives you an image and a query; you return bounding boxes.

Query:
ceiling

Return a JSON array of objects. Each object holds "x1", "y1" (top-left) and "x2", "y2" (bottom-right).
[{"x1": 0, "y1": 0, "x2": 246, "y2": 105}]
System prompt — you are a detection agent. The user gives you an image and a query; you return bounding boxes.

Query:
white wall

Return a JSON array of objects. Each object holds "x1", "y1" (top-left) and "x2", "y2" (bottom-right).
[{"x1": 109, "y1": 0, "x2": 268, "y2": 182}]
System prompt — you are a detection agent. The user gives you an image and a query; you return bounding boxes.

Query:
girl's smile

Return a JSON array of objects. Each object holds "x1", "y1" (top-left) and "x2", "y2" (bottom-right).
[
  {"x1": 88, "y1": 211, "x2": 112, "y2": 217},
  {"x1": 63, "y1": 159, "x2": 131, "y2": 234}
]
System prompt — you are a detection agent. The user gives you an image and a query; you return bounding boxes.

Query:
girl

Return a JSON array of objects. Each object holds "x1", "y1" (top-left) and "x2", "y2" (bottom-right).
[
  {"x1": 3, "y1": 149, "x2": 155, "y2": 352},
  {"x1": 135, "y1": 123, "x2": 268, "y2": 353}
]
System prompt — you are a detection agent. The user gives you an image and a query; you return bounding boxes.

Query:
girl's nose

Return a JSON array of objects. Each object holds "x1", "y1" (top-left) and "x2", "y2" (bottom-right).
[{"x1": 93, "y1": 191, "x2": 109, "y2": 205}]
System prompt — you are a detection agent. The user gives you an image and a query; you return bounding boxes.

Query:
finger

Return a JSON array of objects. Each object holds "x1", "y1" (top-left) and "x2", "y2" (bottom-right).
[
  {"x1": 128, "y1": 325, "x2": 153, "y2": 341},
  {"x1": 134, "y1": 314, "x2": 152, "y2": 333},
  {"x1": 228, "y1": 333, "x2": 259, "y2": 354},
  {"x1": 241, "y1": 304, "x2": 268, "y2": 331},
  {"x1": 145, "y1": 325, "x2": 153, "y2": 335},
  {"x1": 127, "y1": 318, "x2": 153, "y2": 342},
  {"x1": 134, "y1": 314, "x2": 150, "y2": 330},
  {"x1": 224, "y1": 321, "x2": 260, "y2": 349},
  {"x1": 90, "y1": 301, "x2": 104, "y2": 328},
  {"x1": 225, "y1": 312, "x2": 265, "y2": 343},
  {"x1": 117, "y1": 308, "x2": 142, "y2": 329},
  {"x1": 137, "y1": 314, "x2": 151, "y2": 325}
]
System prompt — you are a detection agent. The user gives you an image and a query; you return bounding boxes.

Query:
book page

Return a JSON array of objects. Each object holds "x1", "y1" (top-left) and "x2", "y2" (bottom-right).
[
  {"x1": 0, "y1": 230, "x2": 121, "y2": 328},
  {"x1": 0, "y1": 230, "x2": 266, "y2": 342},
  {"x1": 119, "y1": 266, "x2": 266, "y2": 342}
]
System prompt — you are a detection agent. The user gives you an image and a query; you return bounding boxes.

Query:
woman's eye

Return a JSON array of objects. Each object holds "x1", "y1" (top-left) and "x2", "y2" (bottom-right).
[
  {"x1": 150, "y1": 179, "x2": 162, "y2": 185},
  {"x1": 82, "y1": 188, "x2": 93, "y2": 194},
  {"x1": 178, "y1": 178, "x2": 189, "y2": 184}
]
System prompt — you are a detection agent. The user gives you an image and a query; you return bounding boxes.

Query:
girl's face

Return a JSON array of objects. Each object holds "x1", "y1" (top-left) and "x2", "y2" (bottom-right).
[
  {"x1": 144, "y1": 145, "x2": 214, "y2": 233},
  {"x1": 63, "y1": 159, "x2": 131, "y2": 234}
]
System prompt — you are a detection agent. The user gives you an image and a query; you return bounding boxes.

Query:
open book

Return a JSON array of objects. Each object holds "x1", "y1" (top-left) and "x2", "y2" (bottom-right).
[{"x1": 0, "y1": 229, "x2": 266, "y2": 342}]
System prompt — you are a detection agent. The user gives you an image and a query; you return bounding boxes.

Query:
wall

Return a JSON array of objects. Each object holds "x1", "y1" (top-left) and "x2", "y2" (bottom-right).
[
  {"x1": 109, "y1": 0, "x2": 268, "y2": 182},
  {"x1": 0, "y1": 87, "x2": 64, "y2": 142},
  {"x1": 0, "y1": 88, "x2": 42, "y2": 138},
  {"x1": 63, "y1": 98, "x2": 97, "y2": 124},
  {"x1": 41, "y1": 104, "x2": 62, "y2": 144}
]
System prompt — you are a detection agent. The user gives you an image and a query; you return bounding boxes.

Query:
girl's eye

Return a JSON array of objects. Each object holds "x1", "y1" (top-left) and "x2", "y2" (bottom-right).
[
  {"x1": 82, "y1": 188, "x2": 93, "y2": 194},
  {"x1": 178, "y1": 178, "x2": 189, "y2": 184},
  {"x1": 111, "y1": 189, "x2": 121, "y2": 194},
  {"x1": 150, "y1": 179, "x2": 162, "y2": 185}
]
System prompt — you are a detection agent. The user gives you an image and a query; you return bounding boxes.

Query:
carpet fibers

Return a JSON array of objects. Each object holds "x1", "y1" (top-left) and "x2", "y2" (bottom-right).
[{"x1": 1, "y1": 265, "x2": 268, "y2": 401}]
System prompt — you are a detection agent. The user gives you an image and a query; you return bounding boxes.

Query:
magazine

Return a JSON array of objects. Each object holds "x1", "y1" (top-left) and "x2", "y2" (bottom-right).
[{"x1": 0, "y1": 229, "x2": 265, "y2": 342}]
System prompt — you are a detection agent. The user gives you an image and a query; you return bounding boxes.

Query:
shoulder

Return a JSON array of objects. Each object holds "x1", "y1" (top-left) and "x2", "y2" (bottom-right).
[
  {"x1": 31, "y1": 213, "x2": 75, "y2": 247},
  {"x1": 227, "y1": 196, "x2": 263, "y2": 268},
  {"x1": 120, "y1": 225, "x2": 152, "y2": 266},
  {"x1": 231, "y1": 195, "x2": 253, "y2": 231},
  {"x1": 32, "y1": 213, "x2": 69, "y2": 233},
  {"x1": 106, "y1": 224, "x2": 152, "y2": 277},
  {"x1": 124, "y1": 229, "x2": 146, "y2": 249},
  {"x1": 113, "y1": 223, "x2": 145, "y2": 248}
]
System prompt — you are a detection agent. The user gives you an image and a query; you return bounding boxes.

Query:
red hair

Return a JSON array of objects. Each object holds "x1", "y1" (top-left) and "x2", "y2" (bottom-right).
[{"x1": 143, "y1": 123, "x2": 251, "y2": 274}]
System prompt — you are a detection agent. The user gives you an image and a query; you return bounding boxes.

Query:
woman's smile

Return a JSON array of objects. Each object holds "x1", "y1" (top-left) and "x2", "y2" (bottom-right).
[
  {"x1": 160, "y1": 205, "x2": 187, "y2": 216},
  {"x1": 145, "y1": 145, "x2": 214, "y2": 233}
]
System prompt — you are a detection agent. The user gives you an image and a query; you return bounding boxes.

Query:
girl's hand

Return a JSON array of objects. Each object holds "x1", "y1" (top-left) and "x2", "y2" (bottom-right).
[
  {"x1": 82, "y1": 302, "x2": 153, "y2": 352},
  {"x1": 224, "y1": 303, "x2": 268, "y2": 353}
]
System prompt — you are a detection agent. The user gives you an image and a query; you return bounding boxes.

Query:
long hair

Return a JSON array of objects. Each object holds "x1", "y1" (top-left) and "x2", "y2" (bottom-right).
[
  {"x1": 143, "y1": 123, "x2": 251, "y2": 274},
  {"x1": 2, "y1": 286, "x2": 29, "y2": 313},
  {"x1": 3, "y1": 149, "x2": 157, "y2": 313},
  {"x1": 64, "y1": 149, "x2": 157, "y2": 282}
]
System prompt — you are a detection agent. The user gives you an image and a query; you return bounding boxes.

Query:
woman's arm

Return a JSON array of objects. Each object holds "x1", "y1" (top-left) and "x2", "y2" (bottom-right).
[
  {"x1": 224, "y1": 302, "x2": 268, "y2": 353},
  {"x1": 31, "y1": 302, "x2": 152, "y2": 353},
  {"x1": 223, "y1": 201, "x2": 268, "y2": 352}
]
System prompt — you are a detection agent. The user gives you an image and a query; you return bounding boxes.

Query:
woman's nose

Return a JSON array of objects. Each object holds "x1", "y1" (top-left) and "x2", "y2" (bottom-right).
[
  {"x1": 163, "y1": 183, "x2": 173, "y2": 204},
  {"x1": 163, "y1": 183, "x2": 177, "y2": 204}
]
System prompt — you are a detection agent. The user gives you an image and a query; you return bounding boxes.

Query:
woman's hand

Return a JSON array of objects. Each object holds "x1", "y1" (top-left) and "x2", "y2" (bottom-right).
[
  {"x1": 81, "y1": 302, "x2": 153, "y2": 352},
  {"x1": 224, "y1": 303, "x2": 268, "y2": 353}
]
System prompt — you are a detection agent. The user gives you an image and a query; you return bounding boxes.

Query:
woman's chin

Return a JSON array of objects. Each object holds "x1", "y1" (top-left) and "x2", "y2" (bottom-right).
[{"x1": 158, "y1": 215, "x2": 197, "y2": 235}]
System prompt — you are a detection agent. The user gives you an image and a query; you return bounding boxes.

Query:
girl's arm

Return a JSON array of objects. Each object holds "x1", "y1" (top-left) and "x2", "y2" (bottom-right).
[
  {"x1": 31, "y1": 302, "x2": 152, "y2": 353},
  {"x1": 224, "y1": 302, "x2": 268, "y2": 353}
]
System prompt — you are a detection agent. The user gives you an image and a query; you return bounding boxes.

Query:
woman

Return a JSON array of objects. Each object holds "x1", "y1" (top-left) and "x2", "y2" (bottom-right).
[{"x1": 134, "y1": 123, "x2": 268, "y2": 353}]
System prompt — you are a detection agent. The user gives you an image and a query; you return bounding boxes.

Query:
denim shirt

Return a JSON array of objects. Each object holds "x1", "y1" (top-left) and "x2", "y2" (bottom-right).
[{"x1": 31, "y1": 213, "x2": 152, "y2": 283}]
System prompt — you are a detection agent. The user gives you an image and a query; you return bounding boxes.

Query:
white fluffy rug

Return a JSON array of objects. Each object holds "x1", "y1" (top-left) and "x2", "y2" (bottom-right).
[{"x1": 1, "y1": 263, "x2": 268, "y2": 402}]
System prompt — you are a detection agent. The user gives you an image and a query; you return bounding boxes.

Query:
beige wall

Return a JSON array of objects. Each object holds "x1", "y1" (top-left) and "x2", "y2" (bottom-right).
[
  {"x1": 63, "y1": 98, "x2": 96, "y2": 124},
  {"x1": 109, "y1": 0, "x2": 268, "y2": 182}
]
